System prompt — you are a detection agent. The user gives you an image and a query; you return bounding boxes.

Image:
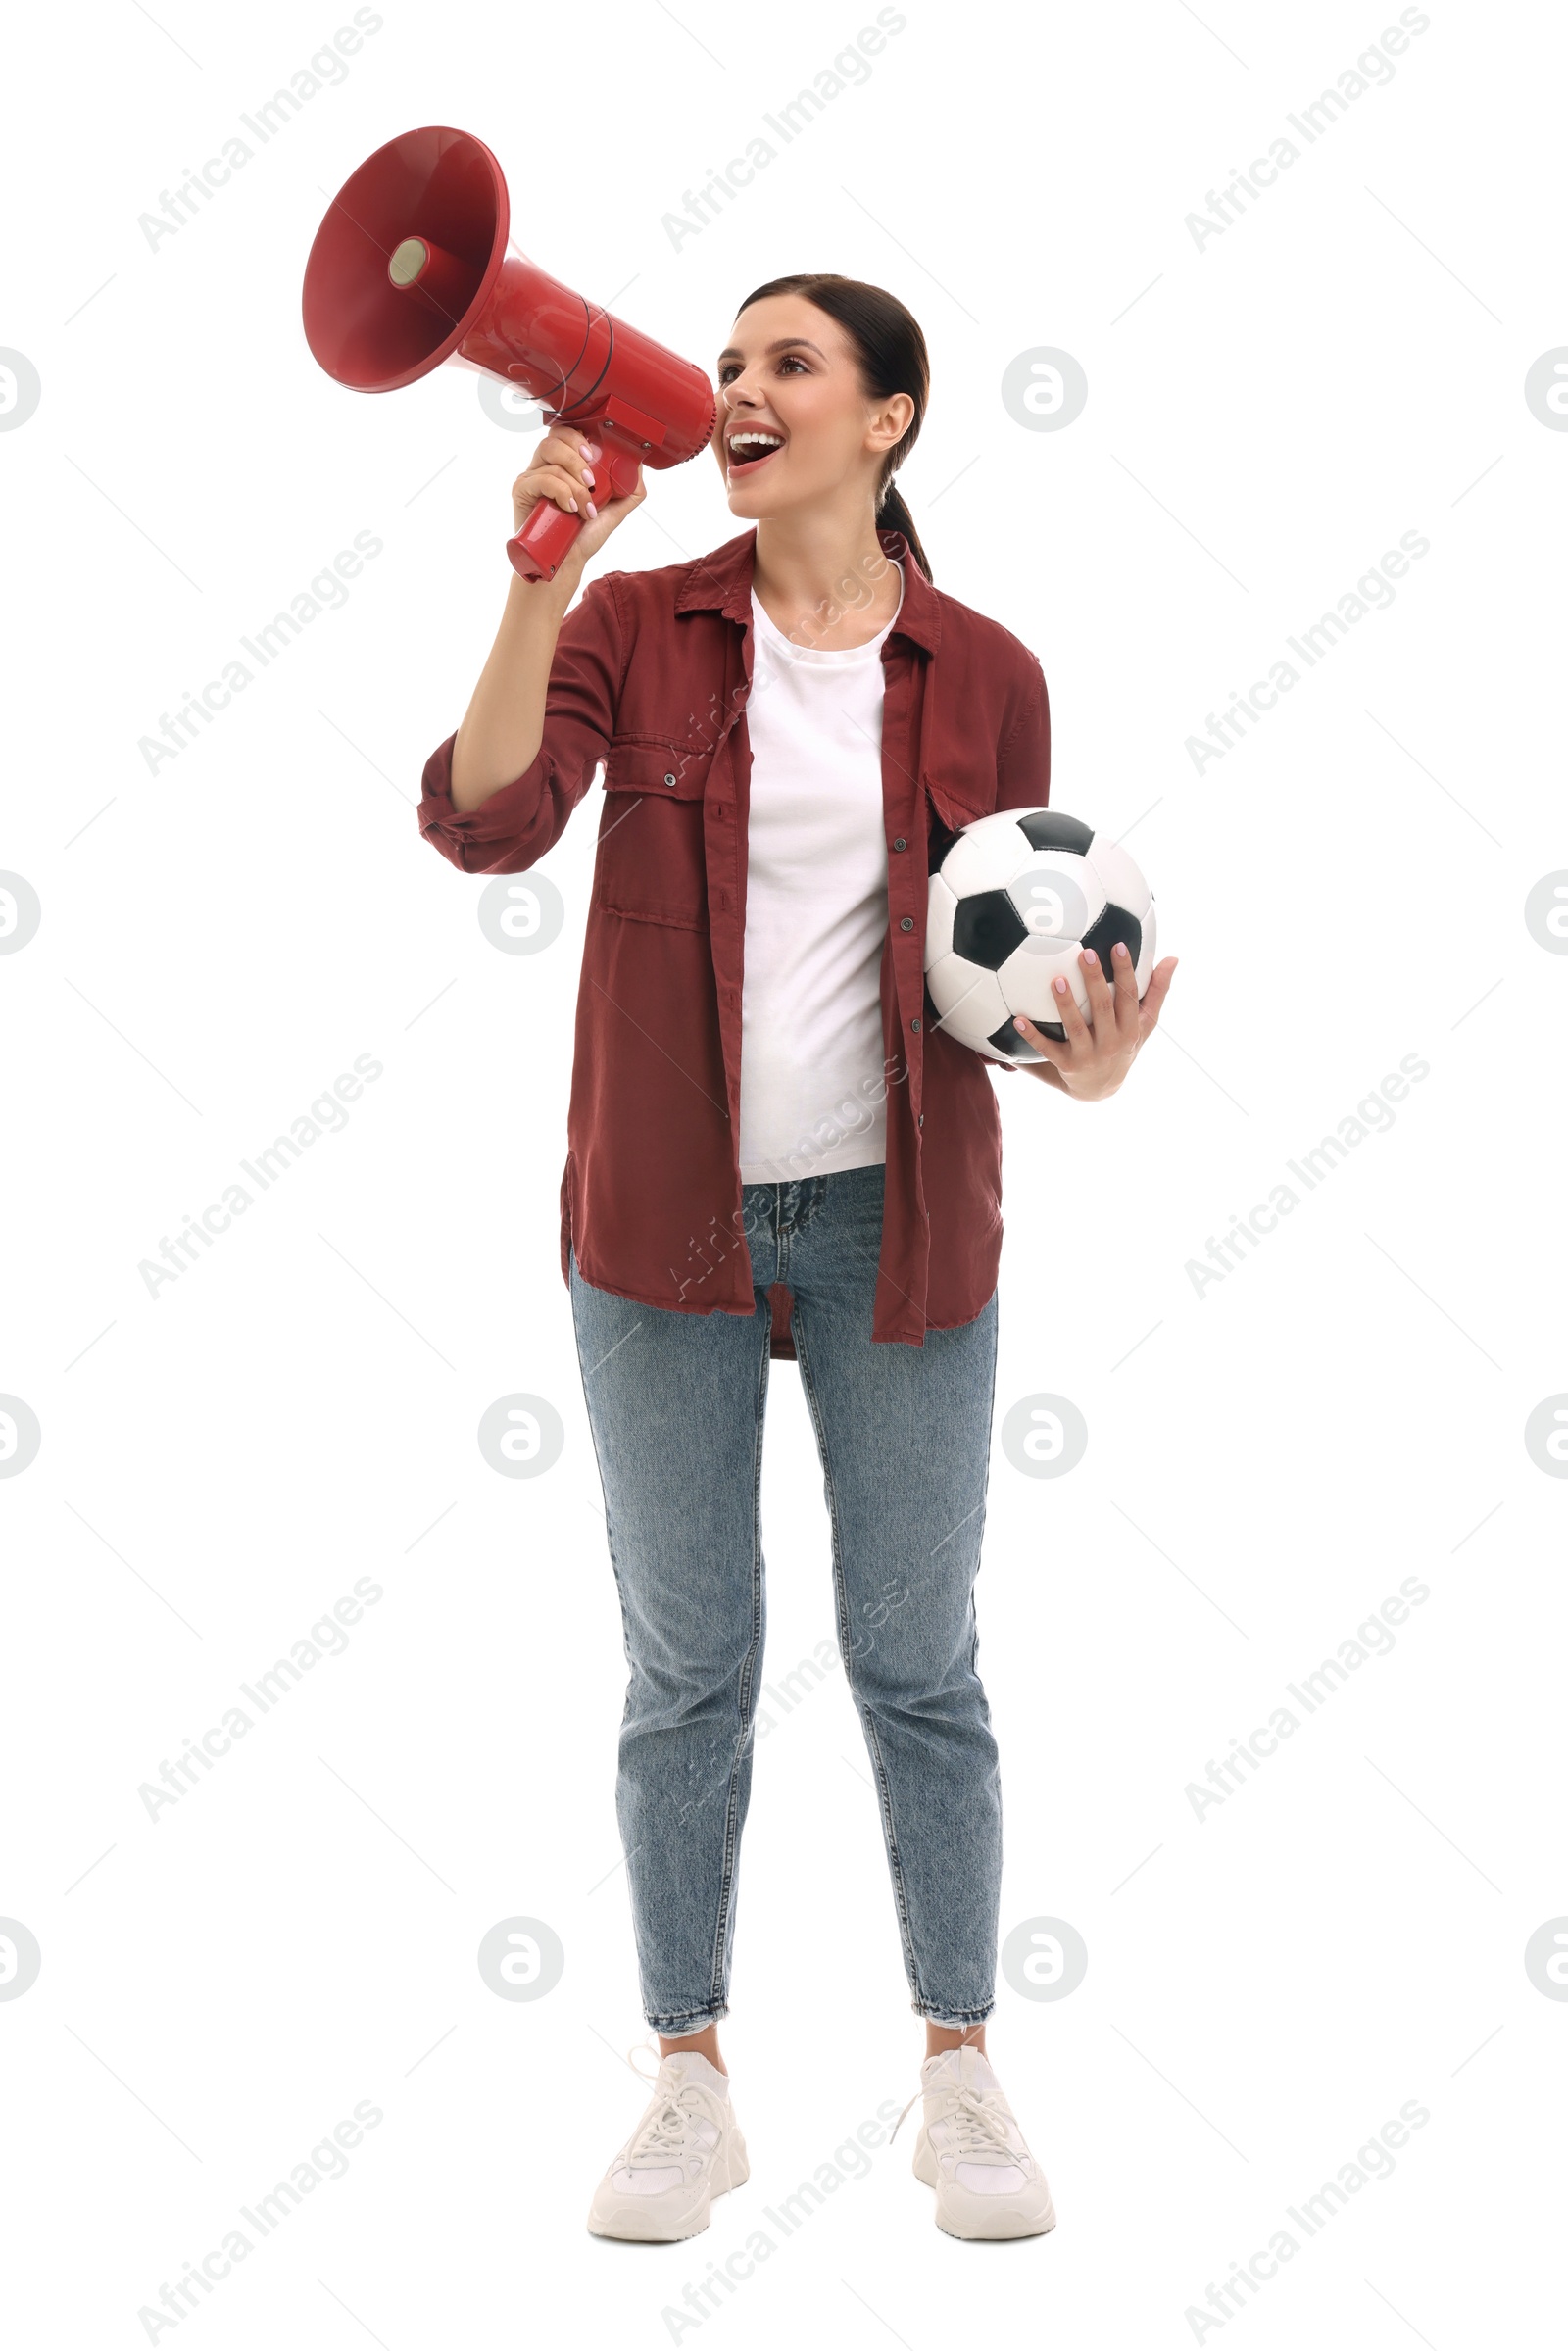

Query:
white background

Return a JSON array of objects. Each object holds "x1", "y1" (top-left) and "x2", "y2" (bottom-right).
[{"x1": 3, "y1": 0, "x2": 1565, "y2": 2342}]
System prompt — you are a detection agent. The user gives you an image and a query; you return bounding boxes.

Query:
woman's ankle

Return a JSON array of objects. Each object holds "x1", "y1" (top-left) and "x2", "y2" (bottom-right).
[
  {"x1": 659, "y1": 2023, "x2": 726, "y2": 2074},
  {"x1": 924, "y1": 2021, "x2": 987, "y2": 2060}
]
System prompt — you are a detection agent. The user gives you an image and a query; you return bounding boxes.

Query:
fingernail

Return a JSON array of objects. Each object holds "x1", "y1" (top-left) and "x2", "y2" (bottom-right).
[
  {"x1": 581, "y1": 440, "x2": 601, "y2": 460},
  {"x1": 568, "y1": 498, "x2": 579, "y2": 513},
  {"x1": 1054, "y1": 977, "x2": 1068, "y2": 994},
  {"x1": 1082, "y1": 950, "x2": 1099, "y2": 967},
  {"x1": 1113, "y1": 942, "x2": 1128, "y2": 959},
  {"x1": 586, "y1": 500, "x2": 598, "y2": 518},
  {"x1": 583, "y1": 467, "x2": 596, "y2": 487}
]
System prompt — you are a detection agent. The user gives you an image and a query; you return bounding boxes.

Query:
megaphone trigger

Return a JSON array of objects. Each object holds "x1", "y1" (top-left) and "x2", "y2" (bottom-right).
[{"x1": 603, "y1": 449, "x2": 644, "y2": 501}]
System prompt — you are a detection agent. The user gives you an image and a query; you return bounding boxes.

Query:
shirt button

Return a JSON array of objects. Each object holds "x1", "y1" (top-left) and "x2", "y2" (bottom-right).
[
  {"x1": 918, "y1": 1112, "x2": 924, "y2": 1128},
  {"x1": 910, "y1": 1016, "x2": 921, "y2": 1032},
  {"x1": 663, "y1": 772, "x2": 677, "y2": 788},
  {"x1": 892, "y1": 837, "x2": 906, "y2": 851},
  {"x1": 899, "y1": 916, "x2": 914, "y2": 932}
]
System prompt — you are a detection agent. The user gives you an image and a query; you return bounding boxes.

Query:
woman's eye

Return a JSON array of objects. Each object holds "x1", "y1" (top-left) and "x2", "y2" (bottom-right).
[{"x1": 716, "y1": 355, "x2": 808, "y2": 383}]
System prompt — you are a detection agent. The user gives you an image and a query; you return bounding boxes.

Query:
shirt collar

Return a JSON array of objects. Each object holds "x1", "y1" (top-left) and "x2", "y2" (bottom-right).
[{"x1": 673, "y1": 524, "x2": 941, "y2": 655}]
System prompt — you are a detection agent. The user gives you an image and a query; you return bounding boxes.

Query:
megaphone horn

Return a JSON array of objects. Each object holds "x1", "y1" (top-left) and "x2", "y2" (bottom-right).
[{"x1": 302, "y1": 126, "x2": 718, "y2": 581}]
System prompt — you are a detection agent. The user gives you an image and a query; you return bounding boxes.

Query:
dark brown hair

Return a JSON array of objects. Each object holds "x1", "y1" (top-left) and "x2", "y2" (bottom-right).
[{"x1": 732, "y1": 272, "x2": 933, "y2": 582}]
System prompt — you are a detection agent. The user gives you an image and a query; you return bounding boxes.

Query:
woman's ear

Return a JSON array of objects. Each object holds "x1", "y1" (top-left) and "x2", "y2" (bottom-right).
[{"x1": 869, "y1": 392, "x2": 915, "y2": 452}]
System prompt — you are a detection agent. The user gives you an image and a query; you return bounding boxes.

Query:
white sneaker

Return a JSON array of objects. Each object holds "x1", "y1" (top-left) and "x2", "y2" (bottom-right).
[
  {"x1": 899, "y1": 2046, "x2": 1056, "y2": 2240},
  {"x1": 586, "y1": 2049, "x2": 749, "y2": 2242}
]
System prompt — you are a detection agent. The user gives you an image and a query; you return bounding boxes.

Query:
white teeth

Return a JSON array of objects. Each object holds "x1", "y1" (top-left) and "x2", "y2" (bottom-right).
[{"x1": 729, "y1": 432, "x2": 783, "y2": 456}]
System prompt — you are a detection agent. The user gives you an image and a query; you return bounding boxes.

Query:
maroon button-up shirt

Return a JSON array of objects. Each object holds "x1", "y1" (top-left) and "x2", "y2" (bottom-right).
[{"x1": 417, "y1": 525, "x2": 1050, "y2": 1358}]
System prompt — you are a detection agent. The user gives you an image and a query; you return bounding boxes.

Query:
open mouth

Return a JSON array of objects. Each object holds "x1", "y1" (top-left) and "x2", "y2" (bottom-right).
[{"x1": 726, "y1": 430, "x2": 786, "y2": 478}]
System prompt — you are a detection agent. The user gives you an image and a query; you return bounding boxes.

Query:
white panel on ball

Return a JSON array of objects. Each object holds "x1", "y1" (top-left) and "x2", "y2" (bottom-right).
[
  {"x1": 925, "y1": 951, "x2": 1009, "y2": 1042},
  {"x1": 1086, "y1": 835, "x2": 1153, "y2": 919},
  {"x1": 925, "y1": 872, "x2": 958, "y2": 964},
  {"x1": 996, "y1": 936, "x2": 1092, "y2": 1022},
  {"x1": 936, "y1": 811, "x2": 1031, "y2": 899}
]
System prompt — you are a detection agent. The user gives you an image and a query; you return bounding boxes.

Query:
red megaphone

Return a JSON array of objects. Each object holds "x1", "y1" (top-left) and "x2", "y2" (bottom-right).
[{"x1": 302, "y1": 125, "x2": 717, "y2": 581}]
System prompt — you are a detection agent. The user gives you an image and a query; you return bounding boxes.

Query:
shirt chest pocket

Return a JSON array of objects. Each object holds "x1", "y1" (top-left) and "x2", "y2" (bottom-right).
[{"x1": 596, "y1": 737, "x2": 713, "y2": 931}]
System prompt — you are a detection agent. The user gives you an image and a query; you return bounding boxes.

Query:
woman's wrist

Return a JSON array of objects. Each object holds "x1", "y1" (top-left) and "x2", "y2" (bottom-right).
[{"x1": 507, "y1": 554, "x2": 583, "y2": 621}]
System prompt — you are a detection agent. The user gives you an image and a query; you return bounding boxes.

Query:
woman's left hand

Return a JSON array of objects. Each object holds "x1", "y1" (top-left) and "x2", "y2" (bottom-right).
[{"x1": 1014, "y1": 942, "x2": 1178, "y2": 1101}]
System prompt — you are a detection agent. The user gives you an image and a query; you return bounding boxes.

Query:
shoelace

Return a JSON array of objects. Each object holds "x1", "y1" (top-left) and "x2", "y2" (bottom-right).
[
  {"x1": 623, "y1": 2061, "x2": 726, "y2": 2167},
  {"x1": 890, "y1": 2080, "x2": 1019, "y2": 2163}
]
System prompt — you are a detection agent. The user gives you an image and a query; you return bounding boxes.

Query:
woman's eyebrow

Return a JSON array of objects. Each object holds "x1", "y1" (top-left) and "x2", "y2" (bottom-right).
[{"x1": 715, "y1": 337, "x2": 827, "y2": 365}]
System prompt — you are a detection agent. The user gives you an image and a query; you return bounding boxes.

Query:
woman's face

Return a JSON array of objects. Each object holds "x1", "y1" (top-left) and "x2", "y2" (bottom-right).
[{"x1": 710, "y1": 293, "x2": 912, "y2": 519}]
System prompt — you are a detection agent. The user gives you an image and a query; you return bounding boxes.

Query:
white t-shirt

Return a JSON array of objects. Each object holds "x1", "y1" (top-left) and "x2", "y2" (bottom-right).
[{"x1": 737, "y1": 564, "x2": 904, "y2": 1185}]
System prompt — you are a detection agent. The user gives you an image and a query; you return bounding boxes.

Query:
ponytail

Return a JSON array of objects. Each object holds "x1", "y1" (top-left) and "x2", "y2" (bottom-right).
[
  {"x1": 875, "y1": 479, "x2": 932, "y2": 586},
  {"x1": 733, "y1": 271, "x2": 934, "y2": 583}
]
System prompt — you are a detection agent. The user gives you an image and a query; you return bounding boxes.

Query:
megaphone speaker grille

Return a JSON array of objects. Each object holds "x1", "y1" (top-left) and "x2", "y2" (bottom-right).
[{"x1": 303, "y1": 126, "x2": 510, "y2": 393}]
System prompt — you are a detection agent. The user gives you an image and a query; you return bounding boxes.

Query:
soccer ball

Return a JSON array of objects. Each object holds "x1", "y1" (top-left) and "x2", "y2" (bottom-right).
[{"x1": 925, "y1": 808, "x2": 1157, "y2": 1065}]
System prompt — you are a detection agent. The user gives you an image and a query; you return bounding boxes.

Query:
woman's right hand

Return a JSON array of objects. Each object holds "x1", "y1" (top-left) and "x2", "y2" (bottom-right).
[{"x1": 512, "y1": 424, "x2": 646, "y2": 573}]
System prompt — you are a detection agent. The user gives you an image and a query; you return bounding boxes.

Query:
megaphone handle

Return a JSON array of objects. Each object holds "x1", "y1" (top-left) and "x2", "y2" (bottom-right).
[
  {"x1": 507, "y1": 499, "x2": 581, "y2": 582},
  {"x1": 506, "y1": 445, "x2": 642, "y2": 582}
]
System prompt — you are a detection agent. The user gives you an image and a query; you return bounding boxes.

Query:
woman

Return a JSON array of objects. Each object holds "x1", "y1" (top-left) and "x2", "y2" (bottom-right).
[{"x1": 417, "y1": 274, "x2": 1176, "y2": 2244}]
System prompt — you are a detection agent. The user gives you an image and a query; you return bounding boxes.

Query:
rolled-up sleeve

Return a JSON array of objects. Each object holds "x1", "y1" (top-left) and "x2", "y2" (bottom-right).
[{"x1": 416, "y1": 569, "x2": 624, "y2": 877}]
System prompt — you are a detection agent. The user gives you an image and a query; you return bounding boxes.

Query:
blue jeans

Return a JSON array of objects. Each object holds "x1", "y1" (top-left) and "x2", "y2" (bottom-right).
[{"x1": 568, "y1": 1161, "x2": 1003, "y2": 2032}]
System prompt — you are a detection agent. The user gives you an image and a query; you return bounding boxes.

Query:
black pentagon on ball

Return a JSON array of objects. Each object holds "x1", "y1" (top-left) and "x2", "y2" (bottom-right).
[
  {"x1": 1081, "y1": 902, "x2": 1142, "y2": 969},
  {"x1": 1016, "y1": 809, "x2": 1095, "y2": 856},
  {"x1": 952, "y1": 888, "x2": 1028, "y2": 970},
  {"x1": 988, "y1": 1015, "x2": 1057, "y2": 1058}
]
